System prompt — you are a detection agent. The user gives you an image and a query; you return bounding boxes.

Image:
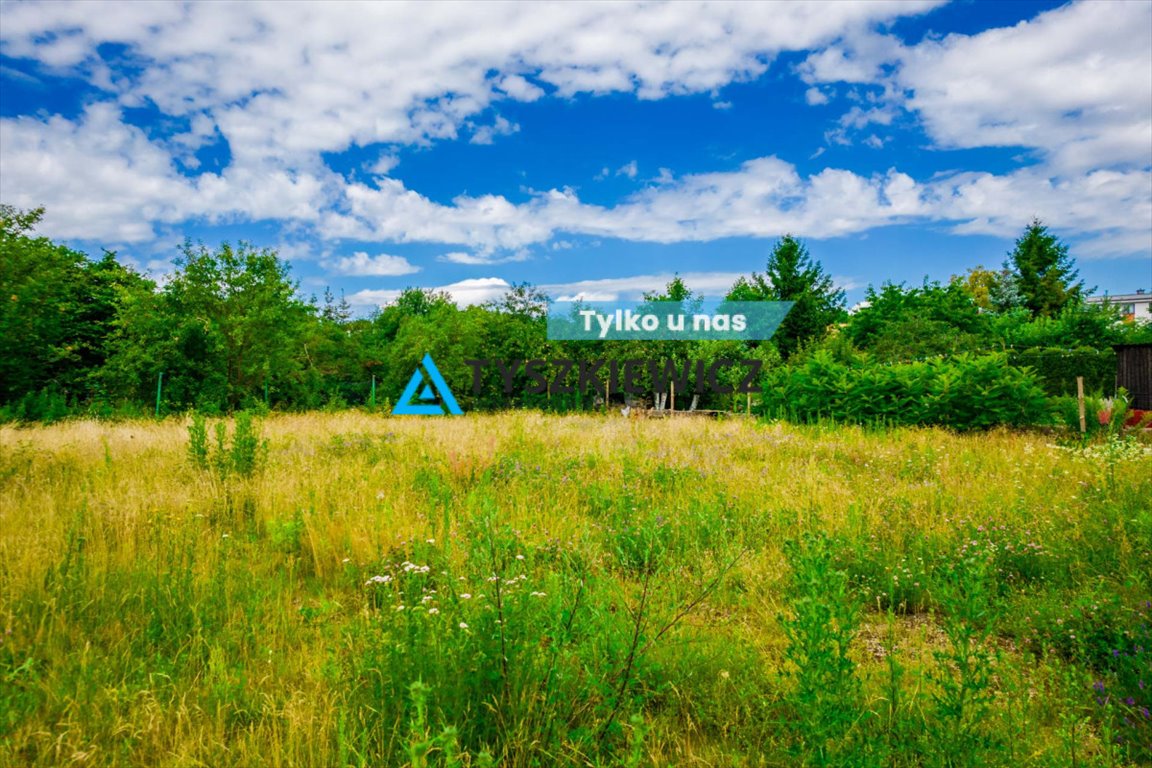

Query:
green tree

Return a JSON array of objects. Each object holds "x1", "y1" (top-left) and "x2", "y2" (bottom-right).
[
  {"x1": 103, "y1": 241, "x2": 314, "y2": 411},
  {"x1": 727, "y1": 236, "x2": 845, "y2": 359},
  {"x1": 956, "y1": 266, "x2": 998, "y2": 312},
  {"x1": 846, "y1": 280, "x2": 988, "y2": 362},
  {"x1": 373, "y1": 287, "x2": 456, "y2": 344},
  {"x1": 485, "y1": 281, "x2": 551, "y2": 321},
  {"x1": 1005, "y1": 220, "x2": 1085, "y2": 317},
  {"x1": 0, "y1": 205, "x2": 85, "y2": 403},
  {"x1": 383, "y1": 300, "x2": 492, "y2": 410},
  {"x1": 298, "y1": 288, "x2": 375, "y2": 409},
  {"x1": 988, "y1": 302, "x2": 1151, "y2": 350},
  {"x1": 639, "y1": 275, "x2": 705, "y2": 408},
  {"x1": 0, "y1": 206, "x2": 153, "y2": 411}
]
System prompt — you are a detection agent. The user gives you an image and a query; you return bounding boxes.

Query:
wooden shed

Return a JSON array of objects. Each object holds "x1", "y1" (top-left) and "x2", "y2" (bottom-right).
[{"x1": 1114, "y1": 343, "x2": 1152, "y2": 410}]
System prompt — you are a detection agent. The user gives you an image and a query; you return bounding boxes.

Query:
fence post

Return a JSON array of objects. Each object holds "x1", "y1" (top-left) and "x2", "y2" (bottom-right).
[
  {"x1": 155, "y1": 372, "x2": 164, "y2": 418},
  {"x1": 370, "y1": 375, "x2": 376, "y2": 409}
]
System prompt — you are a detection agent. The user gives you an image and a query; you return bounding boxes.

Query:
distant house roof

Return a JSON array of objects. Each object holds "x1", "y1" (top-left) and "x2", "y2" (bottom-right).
[{"x1": 1087, "y1": 292, "x2": 1150, "y2": 303}]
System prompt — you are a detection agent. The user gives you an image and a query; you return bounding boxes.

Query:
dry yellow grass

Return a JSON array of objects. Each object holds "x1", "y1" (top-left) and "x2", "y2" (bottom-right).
[{"x1": 1, "y1": 412, "x2": 1148, "y2": 766}]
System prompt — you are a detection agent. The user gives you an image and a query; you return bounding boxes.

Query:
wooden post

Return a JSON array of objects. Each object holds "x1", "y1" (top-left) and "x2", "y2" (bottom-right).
[
  {"x1": 370, "y1": 375, "x2": 376, "y2": 409},
  {"x1": 155, "y1": 371, "x2": 163, "y2": 418},
  {"x1": 670, "y1": 380, "x2": 675, "y2": 412},
  {"x1": 746, "y1": 391, "x2": 751, "y2": 415},
  {"x1": 1077, "y1": 376, "x2": 1086, "y2": 434}
]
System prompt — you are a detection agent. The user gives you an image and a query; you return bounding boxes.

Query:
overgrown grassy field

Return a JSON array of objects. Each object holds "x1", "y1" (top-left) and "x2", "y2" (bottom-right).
[{"x1": 1, "y1": 413, "x2": 1150, "y2": 767}]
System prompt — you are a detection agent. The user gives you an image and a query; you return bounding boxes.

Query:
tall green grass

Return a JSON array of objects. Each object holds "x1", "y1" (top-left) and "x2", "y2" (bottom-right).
[{"x1": 0, "y1": 412, "x2": 1149, "y2": 765}]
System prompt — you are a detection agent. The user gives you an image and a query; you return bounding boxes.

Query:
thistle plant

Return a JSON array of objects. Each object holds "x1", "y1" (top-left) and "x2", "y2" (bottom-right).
[
  {"x1": 929, "y1": 554, "x2": 1001, "y2": 766},
  {"x1": 781, "y1": 532, "x2": 868, "y2": 766}
]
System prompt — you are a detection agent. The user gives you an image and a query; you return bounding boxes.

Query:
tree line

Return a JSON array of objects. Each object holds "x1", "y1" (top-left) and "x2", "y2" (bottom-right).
[{"x1": 1, "y1": 204, "x2": 1148, "y2": 421}]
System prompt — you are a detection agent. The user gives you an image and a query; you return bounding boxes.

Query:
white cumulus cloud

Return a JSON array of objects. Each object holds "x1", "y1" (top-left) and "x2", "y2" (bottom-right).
[
  {"x1": 324, "y1": 251, "x2": 421, "y2": 276},
  {"x1": 0, "y1": 0, "x2": 1146, "y2": 262}
]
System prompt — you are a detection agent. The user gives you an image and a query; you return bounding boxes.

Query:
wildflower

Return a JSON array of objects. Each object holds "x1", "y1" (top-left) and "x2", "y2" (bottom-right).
[
  {"x1": 396, "y1": 605, "x2": 406, "y2": 611},
  {"x1": 428, "y1": 608, "x2": 439, "y2": 615},
  {"x1": 342, "y1": 558, "x2": 351, "y2": 564},
  {"x1": 459, "y1": 622, "x2": 469, "y2": 629},
  {"x1": 460, "y1": 593, "x2": 472, "y2": 600},
  {"x1": 1093, "y1": 681, "x2": 1106, "y2": 693},
  {"x1": 530, "y1": 591, "x2": 546, "y2": 598},
  {"x1": 426, "y1": 538, "x2": 435, "y2": 544}
]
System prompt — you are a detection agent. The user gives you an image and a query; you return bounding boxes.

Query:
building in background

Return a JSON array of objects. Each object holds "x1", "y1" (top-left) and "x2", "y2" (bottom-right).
[{"x1": 1087, "y1": 289, "x2": 1152, "y2": 322}]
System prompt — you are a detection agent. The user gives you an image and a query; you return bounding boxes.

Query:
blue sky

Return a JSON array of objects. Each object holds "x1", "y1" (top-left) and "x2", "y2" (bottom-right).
[{"x1": 1, "y1": 0, "x2": 1149, "y2": 312}]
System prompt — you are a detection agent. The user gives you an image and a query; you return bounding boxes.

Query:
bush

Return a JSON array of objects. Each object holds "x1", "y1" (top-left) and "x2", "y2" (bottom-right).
[
  {"x1": 186, "y1": 410, "x2": 267, "y2": 477},
  {"x1": 761, "y1": 352, "x2": 1049, "y2": 430},
  {"x1": 0, "y1": 386, "x2": 73, "y2": 423},
  {"x1": 1008, "y1": 347, "x2": 1115, "y2": 397}
]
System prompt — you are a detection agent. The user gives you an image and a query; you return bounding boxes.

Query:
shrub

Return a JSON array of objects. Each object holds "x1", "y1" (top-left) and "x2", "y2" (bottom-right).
[
  {"x1": 1008, "y1": 346, "x2": 1115, "y2": 397},
  {"x1": 928, "y1": 555, "x2": 1001, "y2": 765},
  {"x1": 186, "y1": 410, "x2": 267, "y2": 478},
  {"x1": 762, "y1": 352, "x2": 1049, "y2": 430},
  {"x1": 0, "y1": 386, "x2": 73, "y2": 423},
  {"x1": 780, "y1": 532, "x2": 868, "y2": 765}
]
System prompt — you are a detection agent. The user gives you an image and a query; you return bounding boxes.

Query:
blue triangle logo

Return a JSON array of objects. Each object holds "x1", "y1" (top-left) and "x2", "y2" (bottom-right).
[{"x1": 392, "y1": 354, "x2": 463, "y2": 416}]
